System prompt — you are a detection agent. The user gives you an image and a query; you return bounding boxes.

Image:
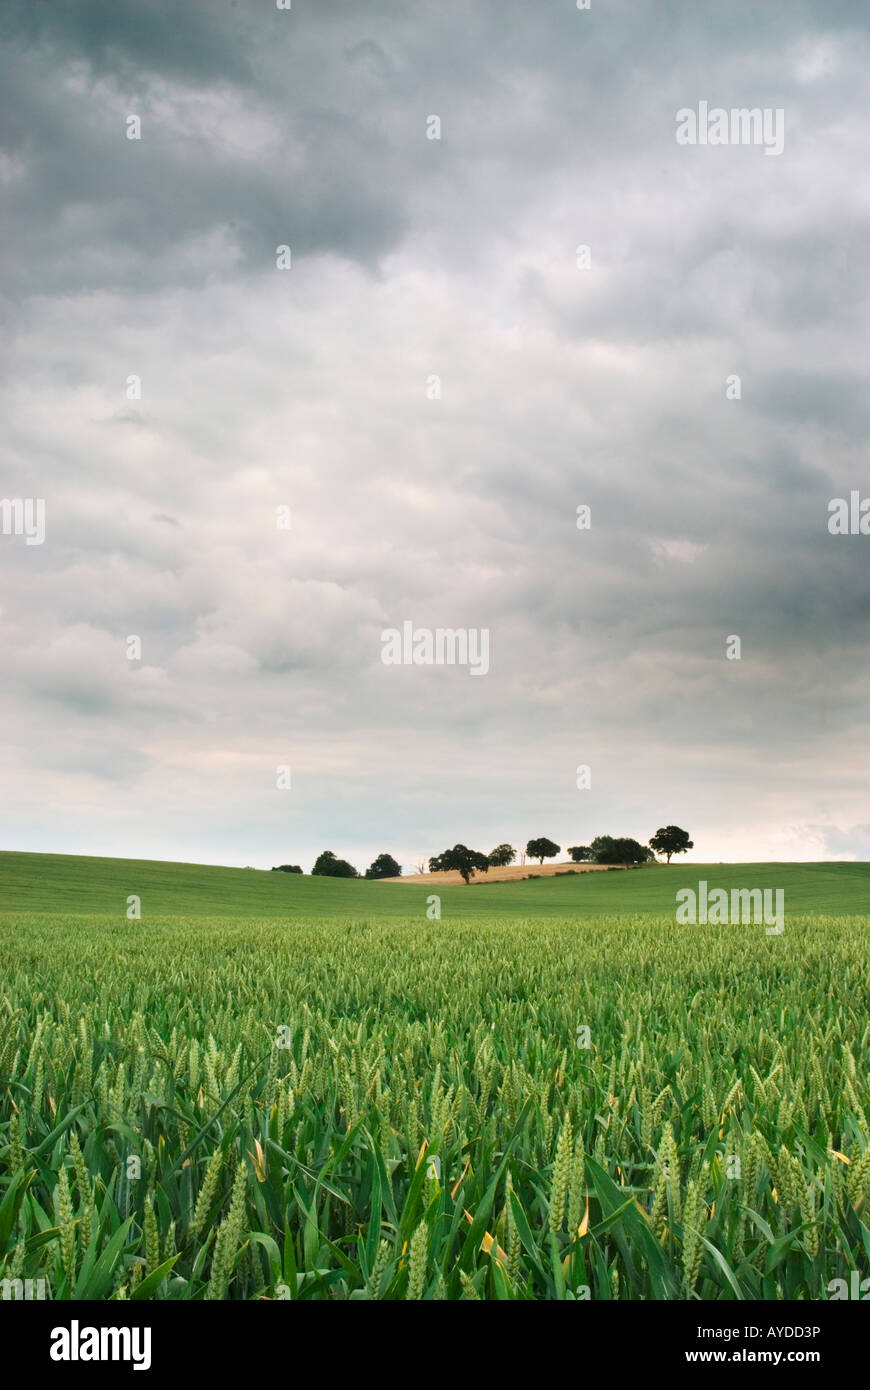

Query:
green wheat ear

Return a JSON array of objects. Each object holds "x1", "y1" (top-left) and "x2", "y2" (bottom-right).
[
  {"x1": 206, "y1": 1161, "x2": 248, "y2": 1301},
  {"x1": 681, "y1": 1178, "x2": 706, "y2": 1290},
  {"x1": 548, "y1": 1111, "x2": 573, "y2": 1233},
  {"x1": 406, "y1": 1221, "x2": 428, "y2": 1301},
  {"x1": 55, "y1": 1165, "x2": 76, "y2": 1291}
]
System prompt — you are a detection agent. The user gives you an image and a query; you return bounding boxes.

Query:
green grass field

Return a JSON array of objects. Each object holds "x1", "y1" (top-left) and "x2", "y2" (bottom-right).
[
  {"x1": 1, "y1": 853, "x2": 868, "y2": 1301},
  {"x1": 2, "y1": 850, "x2": 869, "y2": 918}
]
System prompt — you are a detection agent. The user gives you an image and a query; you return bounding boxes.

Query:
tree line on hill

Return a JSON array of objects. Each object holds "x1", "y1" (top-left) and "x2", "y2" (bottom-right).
[
  {"x1": 271, "y1": 826, "x2": 692, "y2": 883},
  {"x1": 272, "y1": 850, "x2": 402, "y2": 879}
]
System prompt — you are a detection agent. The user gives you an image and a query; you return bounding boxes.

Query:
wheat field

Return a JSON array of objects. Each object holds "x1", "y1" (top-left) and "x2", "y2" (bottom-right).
[{"x1": 1, "y1": 907, "x2": 868, "y2": 1300}]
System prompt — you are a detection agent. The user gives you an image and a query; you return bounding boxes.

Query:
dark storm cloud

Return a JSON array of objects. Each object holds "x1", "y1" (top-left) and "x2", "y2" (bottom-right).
[
  {"x1": 1, "y1": 0, "x2": 256, "y2": 86},
  {"x1": 0, "y1": 1, "x2": 408, "y2": 297}
]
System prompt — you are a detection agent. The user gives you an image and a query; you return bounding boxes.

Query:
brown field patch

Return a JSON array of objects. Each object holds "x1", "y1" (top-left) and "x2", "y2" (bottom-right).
[{"x1": 381, "y1": 861, "x2": 622, "y2": 886}]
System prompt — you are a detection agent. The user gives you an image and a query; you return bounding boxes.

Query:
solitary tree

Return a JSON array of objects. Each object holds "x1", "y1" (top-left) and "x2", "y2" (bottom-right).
[
  {"x1": 649, "y1": 825, "x2": 693, "y2": 864},
  {"x1": 567, "y1": 845, "x2": 592, "y2": 863},
  {"x1": 430, "y1": 844, "x2": 490, "y2": 883},
  {"x1": 526, "y1": 837, "x2": 561, "y2": 865},
  {"x1": 488, "y1": 843, "x2": 517, "y2": 867},
  {"x1": 312, "y1": 850, "x2": 359, "y2": 878},
  {"x1": 365, "y1": 853, "x2": 401, "y2": 880}
]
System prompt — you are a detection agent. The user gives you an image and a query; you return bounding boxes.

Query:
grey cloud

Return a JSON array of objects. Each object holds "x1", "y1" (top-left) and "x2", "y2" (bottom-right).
[{"x1": 2, "y1": 0, "x2": 870, "y2": 867}]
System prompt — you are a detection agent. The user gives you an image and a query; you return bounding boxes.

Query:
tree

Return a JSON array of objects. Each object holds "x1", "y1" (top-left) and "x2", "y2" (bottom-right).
[
  {"x1": 649, "y1": 825, "x2": 694, "y2": 864},
  {"x1": 616, "y1": 838, "x2": 655, "y2": 865},
  {"x1": 567, "y1": 845, "x2": 592, "y2": 863},
  {"x1": 488, "y1": 843, "x2": 516, "y2": 867},
  {"x1": 271, "y1": 864, "x2": 303, "y2": 873},
  {"x1": 526, "y1": 837, "x2": 560, "y2": 865},
  {"x1": 429, "y1": 844, "x2": 490, "y2": 884},
  {"x1": 365, "y1": 853, "x2": 401, "y2": 880},
  {"x1": 589, "y1": 835, "x2": 652, "y2": 866},
  {"x1": 312, "y1": 850, "x2": 358, "y2": 878},
  {"x1": 589, "y1": 836, "x2": 618, "y2": 864}
]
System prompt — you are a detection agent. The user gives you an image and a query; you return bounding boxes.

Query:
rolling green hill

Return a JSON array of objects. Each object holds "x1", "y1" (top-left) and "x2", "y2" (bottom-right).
[
  {"x1": 1, "y1": 851, "x2": 869, "y2": 1304},
  {"x1": 1, "y1": 850, "x2": 868, "y2": 919}
]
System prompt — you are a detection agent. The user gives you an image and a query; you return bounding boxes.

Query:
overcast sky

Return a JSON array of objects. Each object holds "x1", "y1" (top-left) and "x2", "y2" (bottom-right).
[{"x1": 2, "y1": 0, "x2": 869, "y2": 871}]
